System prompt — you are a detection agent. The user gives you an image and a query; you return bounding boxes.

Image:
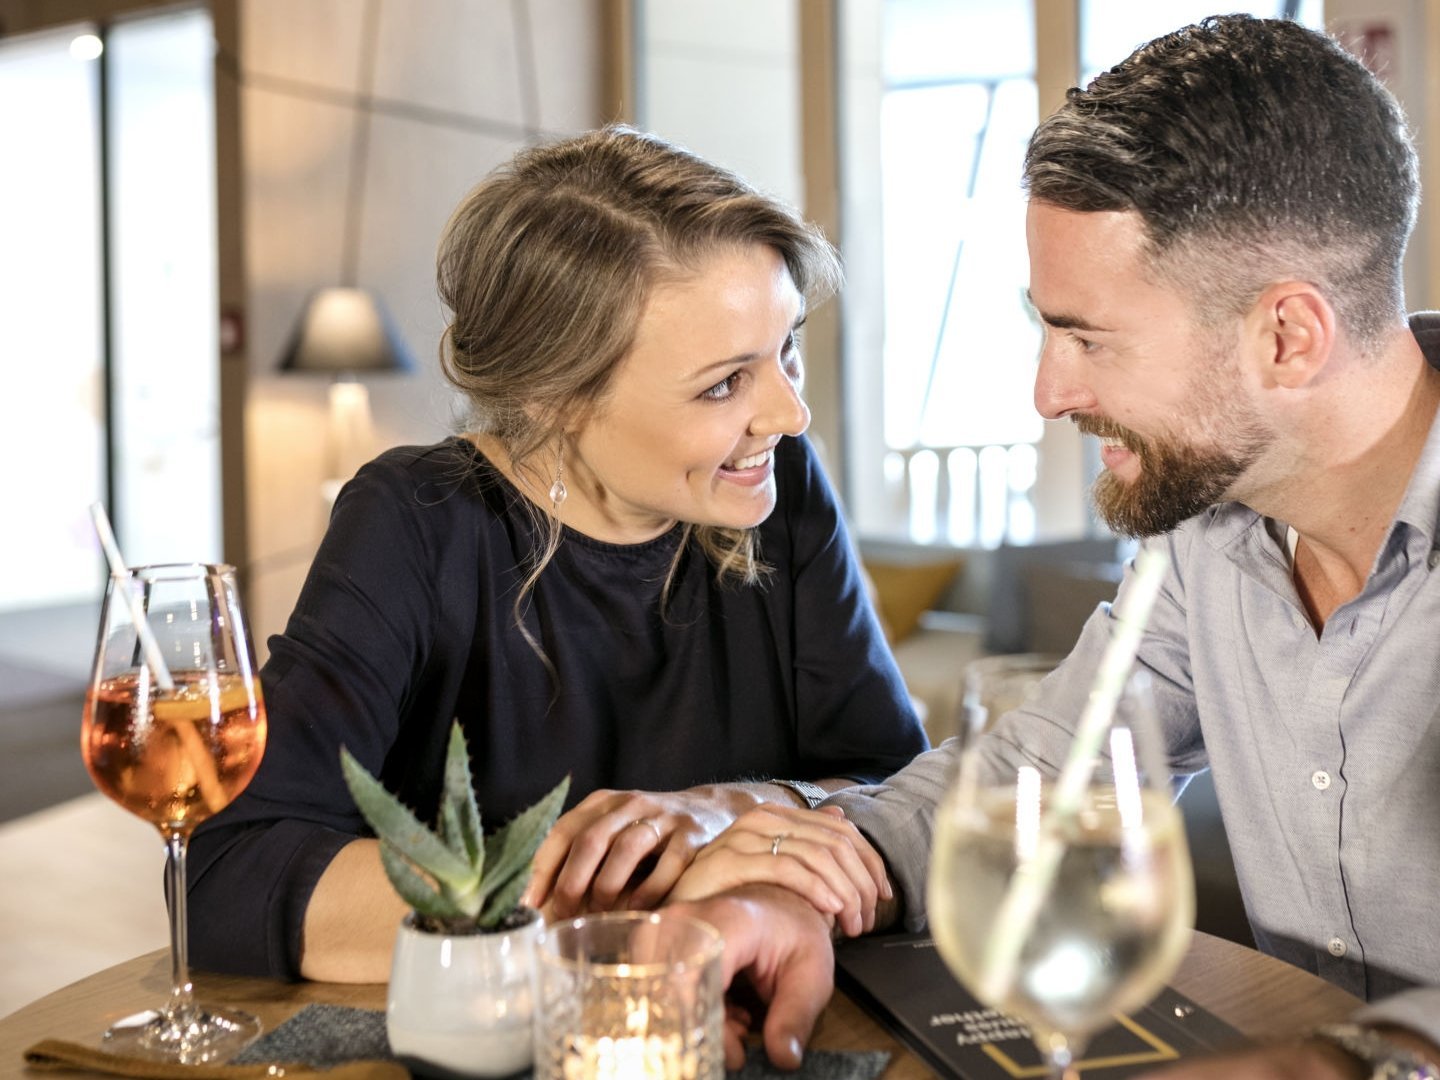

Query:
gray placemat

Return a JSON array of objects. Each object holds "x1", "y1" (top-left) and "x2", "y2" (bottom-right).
[
  {"x1": 232, "y1": 1005, "x2": 890, "y2": 1080},
  {"x1": 232, "y1": 1004, "x2": 390, "y2": 1068}
]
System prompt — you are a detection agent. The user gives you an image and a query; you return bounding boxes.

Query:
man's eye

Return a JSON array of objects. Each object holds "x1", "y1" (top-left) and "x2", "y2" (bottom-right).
[
  {"x1": 1070, "y1": 332, "x2": 1098, "y2": 353},
  {"x1": 701, "y1": 372, "x2": 743, "y2": 401}
]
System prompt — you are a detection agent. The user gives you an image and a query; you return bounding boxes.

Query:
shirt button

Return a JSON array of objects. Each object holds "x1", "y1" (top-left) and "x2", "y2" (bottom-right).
[
  {"x1": 1429, "y1": 550, "x2": 1440, "y2": 569},
  {"x1": 1312, "y1": 770, "x2": 1331, "y2": 790},
  {"x1": 1328, "y1": 937, "x2": 1348, "y2": 957}
]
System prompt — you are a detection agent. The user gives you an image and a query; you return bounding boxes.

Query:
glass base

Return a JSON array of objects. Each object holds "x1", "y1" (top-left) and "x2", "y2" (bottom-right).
[{"x1": 103, "y1": 1003, "x2": 261, "y2": 1064}]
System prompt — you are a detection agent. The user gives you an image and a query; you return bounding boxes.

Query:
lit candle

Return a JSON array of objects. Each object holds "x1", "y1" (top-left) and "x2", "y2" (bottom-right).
[{"x1": 562, "y1": 1033, "x2": 688, "y2": 1080}]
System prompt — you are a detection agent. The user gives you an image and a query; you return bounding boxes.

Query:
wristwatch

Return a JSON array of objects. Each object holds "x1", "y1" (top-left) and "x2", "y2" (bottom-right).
[
  {"x1": 773, "y1": 779, "x2": 829, "y2": 810},
  {"x1": 1310, "y1": 1024, "x2": 1440, "y2": 1080}
]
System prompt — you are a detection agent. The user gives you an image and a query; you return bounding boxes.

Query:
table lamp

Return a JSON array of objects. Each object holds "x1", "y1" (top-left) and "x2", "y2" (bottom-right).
[{"x1": 278, "y1": 285, "x2": 415, "y2": 502}]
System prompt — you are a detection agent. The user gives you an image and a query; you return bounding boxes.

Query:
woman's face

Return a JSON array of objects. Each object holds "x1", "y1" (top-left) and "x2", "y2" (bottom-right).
[{"x1": 561, "y1": 243, "x2": 810, "y2": 543}]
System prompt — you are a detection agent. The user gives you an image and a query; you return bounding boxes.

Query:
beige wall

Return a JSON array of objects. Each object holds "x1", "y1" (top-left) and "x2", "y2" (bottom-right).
[{"x1": 237, "y1": 0, "x2": 603, "y2": 652}]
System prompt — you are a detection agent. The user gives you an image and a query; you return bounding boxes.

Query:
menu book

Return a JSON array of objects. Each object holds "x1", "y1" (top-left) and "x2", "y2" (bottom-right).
[{"x1": 834, "y1": 932, "x2": 1245, "y2": 1079}]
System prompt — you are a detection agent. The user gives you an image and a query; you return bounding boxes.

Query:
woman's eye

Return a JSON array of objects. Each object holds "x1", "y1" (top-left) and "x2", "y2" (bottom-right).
[
  {"x1": 783, "y1": 340, "x2": 804, "y2": 383},
  {"x1": 700, "y1": 371, "x2": 743, "y2": 401}
]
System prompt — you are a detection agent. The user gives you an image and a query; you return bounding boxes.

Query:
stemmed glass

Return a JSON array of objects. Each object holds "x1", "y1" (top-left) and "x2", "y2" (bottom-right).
[
  {"x1": 927, "y1": 669, "x2": 1194, "y2": 1079},
  {"x1": 82, "y1": 562, "x2": 268, "y2": 1062}
]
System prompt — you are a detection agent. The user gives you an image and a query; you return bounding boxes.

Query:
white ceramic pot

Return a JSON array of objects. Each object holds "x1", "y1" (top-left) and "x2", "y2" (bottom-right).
[{"x1": 387, "y1": 909, "x2": 543, "y2": 1079}]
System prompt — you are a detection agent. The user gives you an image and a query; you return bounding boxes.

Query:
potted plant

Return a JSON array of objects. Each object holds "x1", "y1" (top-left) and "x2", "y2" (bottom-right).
[{"x1": 341, "y1": 722, "x2": 569, "y2": 1079}]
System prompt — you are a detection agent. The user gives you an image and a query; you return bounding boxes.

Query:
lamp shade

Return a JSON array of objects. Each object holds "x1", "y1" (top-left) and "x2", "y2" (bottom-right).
[{"x1": 278, "y1": 286, "x2": 417, "y2": 374}]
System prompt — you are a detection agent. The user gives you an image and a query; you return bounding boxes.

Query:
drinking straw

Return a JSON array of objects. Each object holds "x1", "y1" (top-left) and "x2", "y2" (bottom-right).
[
  {"x1": 974, "y1": 545, "x2": 1170, "y2": 1003},
  {"x1": 89, "y1": 502, "x2": 175, "y2": 693}
]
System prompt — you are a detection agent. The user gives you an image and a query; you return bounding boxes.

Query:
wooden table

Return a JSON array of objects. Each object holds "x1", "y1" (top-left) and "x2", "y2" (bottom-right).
[{"x1": 0, "y1": 932, "x2": 1361, "y2": 1078}]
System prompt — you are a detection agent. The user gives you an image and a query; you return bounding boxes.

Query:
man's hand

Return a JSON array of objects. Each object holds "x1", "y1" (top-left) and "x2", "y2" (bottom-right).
[{"x1": 666, "y1": 885, "x2": 837, "y2": 1071}]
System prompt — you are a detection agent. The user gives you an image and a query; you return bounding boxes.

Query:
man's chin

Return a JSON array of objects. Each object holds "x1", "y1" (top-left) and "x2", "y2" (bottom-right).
[{"x1": 1091, "y1": 475, "x2": 1194, "y2": 538}]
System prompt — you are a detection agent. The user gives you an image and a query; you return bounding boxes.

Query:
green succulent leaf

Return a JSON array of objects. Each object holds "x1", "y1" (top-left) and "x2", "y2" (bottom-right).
[
  {"x1": 441, "y1": 722, "x2": 484, "y2": 869},
  {"x1": 379, "y1": 840, "x2": 456, "y2": 920},
  {"x1": 478, "y1": 863, "x2": 531, "y2": 930},
  {"x1": 340, "y1": 745, "x2": 475, "y2": 889},
  {"x1": 481, "y1": 774, "x2": 571, "y2": 904}
]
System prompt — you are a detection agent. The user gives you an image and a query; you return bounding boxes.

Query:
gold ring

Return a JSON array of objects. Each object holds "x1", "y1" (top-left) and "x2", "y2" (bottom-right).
[
  {"x1": 771, "y1": 833, "x2": 789, "y2": 856},
  {"x1": 627, "y1": 818, "x2": 662, "y2": 841}
]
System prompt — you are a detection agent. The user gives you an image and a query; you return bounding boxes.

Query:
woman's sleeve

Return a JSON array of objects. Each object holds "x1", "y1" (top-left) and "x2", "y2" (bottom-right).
[
  {"x1": 186, "y1": 450, "x2": 458, "y2": 979},
  {"x1": 778, "y1": 436, "x2": 930, "y2": 784}
]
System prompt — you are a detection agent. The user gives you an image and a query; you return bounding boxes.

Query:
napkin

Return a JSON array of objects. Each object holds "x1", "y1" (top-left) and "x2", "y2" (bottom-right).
[{"x1": 21, "y1": 1037, "x2": 406, "y2": 1078}]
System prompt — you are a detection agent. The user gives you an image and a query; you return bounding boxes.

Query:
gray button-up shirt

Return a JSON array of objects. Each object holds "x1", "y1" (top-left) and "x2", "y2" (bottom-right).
[{"x1": 832, "y1": 314, "x2": 1440, "y2": 1042}]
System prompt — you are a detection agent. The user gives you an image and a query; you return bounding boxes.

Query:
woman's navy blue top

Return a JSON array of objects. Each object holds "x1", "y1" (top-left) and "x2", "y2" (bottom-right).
[{"x1": 188, "y1": 434, "x2": 927, "y2": 978}]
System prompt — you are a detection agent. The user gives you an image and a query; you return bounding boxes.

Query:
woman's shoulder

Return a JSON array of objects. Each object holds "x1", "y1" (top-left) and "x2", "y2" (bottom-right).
[{"x1": 327, "y1": 436, "x2": 511, "y2": 541}]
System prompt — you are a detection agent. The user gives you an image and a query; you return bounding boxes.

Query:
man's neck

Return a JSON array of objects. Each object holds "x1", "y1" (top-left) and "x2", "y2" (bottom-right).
[{"x1": 1264, "y1": 334, "x2": 1440, "y2": 627}]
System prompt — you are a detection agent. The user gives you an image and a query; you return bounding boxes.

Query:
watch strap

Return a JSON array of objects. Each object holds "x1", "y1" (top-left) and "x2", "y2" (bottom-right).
[
  {"x1": 1310, "y1": 1023, "x2": 1440, "y2": 1080},
  {"x1": 773, "y1": 779, "x2": 829, "y2": 810}
]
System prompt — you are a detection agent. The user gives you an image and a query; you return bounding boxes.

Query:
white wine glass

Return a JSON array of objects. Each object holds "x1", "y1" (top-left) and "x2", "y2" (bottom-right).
[
  {"x1": 928, "y1": 669, "x2": 1194, "y2": 1080},
  {"x1": 82, "y1": 563, "x2": 268, "y2": 1063}
]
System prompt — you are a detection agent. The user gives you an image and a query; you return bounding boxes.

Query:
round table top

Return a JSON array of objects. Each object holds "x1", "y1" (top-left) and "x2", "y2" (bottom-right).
[{"x1": 0, "y1": 931, "x2": 1362, "y2": 1078}]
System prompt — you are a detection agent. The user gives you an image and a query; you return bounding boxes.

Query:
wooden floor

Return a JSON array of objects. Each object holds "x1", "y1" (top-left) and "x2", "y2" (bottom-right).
[
  {"x1": 0, "y1": 600, "x2": 169, "y2": 1019},
  {"x1": 0, "y1": 793, "x2": 169, "y2": 1020}
]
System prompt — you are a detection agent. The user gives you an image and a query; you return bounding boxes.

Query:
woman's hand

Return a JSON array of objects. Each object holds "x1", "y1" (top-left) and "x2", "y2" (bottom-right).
[
  {"x1": 521, "y1": 786, "x2": 759, "y2": 918},
  {"x1": 667, "y1": 805, "x2": 892, "y2": 937}
]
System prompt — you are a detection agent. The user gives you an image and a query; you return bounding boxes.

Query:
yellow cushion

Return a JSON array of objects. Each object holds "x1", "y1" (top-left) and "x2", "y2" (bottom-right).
[{"x1": 862, "y1": 557, "x2": 965, "y2": 644}]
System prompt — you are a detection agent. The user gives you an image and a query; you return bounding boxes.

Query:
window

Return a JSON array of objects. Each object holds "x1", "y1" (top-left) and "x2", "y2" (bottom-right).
[
  {"x1": 842, "y1": 0, "x2": 1326, "y2": 548},
  {"x1": 0, "y1": 8, "x2": 221, "y2": 620}
]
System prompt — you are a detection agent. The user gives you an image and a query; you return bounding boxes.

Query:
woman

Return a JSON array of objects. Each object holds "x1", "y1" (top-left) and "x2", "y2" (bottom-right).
[{"x1": 188, "y1": 126, "x2": 927, "y2": 981}]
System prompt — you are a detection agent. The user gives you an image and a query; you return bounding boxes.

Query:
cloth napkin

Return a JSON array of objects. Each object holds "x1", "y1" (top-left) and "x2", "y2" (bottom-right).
[
  {"x1": 25, "y1": 1004, "x2": 889, "y2": 1080},
  {"x1": 21, "y1": 1036, "x2": 406, "y2": 1078}
]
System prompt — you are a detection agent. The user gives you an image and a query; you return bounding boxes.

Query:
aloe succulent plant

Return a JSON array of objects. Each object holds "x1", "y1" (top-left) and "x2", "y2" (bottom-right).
[{"x1": 340, "y1": 722, "x2": 570, "y2": 934}]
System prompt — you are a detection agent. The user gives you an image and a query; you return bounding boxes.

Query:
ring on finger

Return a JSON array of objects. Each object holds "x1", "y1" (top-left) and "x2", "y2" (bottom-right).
[
  {"x1": 771, "y1": 833, "x2": 789, "y2": 857},
  {"x1": 626, "y1": 817, "x2": 662, "y2": 841}
]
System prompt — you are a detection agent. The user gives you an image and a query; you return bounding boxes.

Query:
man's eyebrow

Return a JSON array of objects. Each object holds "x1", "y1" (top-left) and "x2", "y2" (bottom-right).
[{"x1": 1024, "y1": 291, "x2": 1112, "y2": 333}]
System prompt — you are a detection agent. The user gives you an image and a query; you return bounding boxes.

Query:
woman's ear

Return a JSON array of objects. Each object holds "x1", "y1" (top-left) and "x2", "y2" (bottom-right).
[{"x1": 1245, "y1": 283, "x2": 1336, "y2": 390}]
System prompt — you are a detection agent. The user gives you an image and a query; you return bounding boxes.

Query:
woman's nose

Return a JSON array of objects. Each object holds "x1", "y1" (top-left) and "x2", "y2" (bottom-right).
[{"x1": 751, "y1": 359, "x2": 811, "y2": 437}]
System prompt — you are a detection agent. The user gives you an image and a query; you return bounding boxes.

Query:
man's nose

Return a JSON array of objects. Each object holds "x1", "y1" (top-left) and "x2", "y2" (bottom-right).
[{"x1": 1033, "y1": 338, "x2": 1096, "y2": 420}]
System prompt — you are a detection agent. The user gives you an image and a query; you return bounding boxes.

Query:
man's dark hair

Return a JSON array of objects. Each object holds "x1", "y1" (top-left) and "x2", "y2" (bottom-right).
[{"x1": 1024, "y1": 15, "x2": 1419, "y2": 351}]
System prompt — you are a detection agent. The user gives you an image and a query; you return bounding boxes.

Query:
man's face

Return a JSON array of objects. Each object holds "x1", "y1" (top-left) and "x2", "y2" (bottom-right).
[{"x1": 1025, "y1": 202, "x2": 1274, "y2": 537}]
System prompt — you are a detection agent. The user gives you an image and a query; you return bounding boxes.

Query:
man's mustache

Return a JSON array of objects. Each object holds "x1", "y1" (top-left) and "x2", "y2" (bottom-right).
[{"x1": 1072, "y1": 414, "x2": 1145, "y2": 455}]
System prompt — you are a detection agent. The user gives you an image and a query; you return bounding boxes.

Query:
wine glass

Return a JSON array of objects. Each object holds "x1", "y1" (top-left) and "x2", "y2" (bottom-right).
[
  {"x1": 927, "y1": 669, "x2": 1194, "y2": 1080},
  {"x1": 82, "y1": 562, "x2": 268, "y2": 1063}
]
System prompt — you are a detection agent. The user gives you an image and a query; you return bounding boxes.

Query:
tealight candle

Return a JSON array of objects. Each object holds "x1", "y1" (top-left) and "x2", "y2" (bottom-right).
[{"x1": 536, "y1": 913, "x2": 724, "y2": 1080}]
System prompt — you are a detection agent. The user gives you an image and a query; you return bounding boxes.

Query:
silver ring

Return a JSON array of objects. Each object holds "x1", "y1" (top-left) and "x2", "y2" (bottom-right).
[
  {"x1": 771, "y1": 833, "x2": 789, "y2": 856},
  {"x1": 627, "y1": 818, "x2": 662, "y2": 841}
]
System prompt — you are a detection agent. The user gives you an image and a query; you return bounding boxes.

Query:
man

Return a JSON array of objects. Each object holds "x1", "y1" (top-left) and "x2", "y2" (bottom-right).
[{"x1": 675, "y1": 15, "x2": 1440, "y2": 1078}]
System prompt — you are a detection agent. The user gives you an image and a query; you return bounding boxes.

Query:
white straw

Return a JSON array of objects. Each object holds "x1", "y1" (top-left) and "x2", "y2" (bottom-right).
[
  {"x1": 975, "y1": 545, "x2": 1170, "y2": 1003},
  {"x1": 89, "y1": 502, "x2": 175, "y2": 693}
]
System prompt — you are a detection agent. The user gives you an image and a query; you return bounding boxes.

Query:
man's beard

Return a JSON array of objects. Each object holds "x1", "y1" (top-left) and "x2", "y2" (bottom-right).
[{"x1": 1076, "y1": 415, "x2": 1265, "y2": 537}]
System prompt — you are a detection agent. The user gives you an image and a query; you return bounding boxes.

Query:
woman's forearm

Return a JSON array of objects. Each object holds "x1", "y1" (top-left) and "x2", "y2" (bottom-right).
[{"x1": 298, "y1": 838, "x2": 410, "y2": 983}]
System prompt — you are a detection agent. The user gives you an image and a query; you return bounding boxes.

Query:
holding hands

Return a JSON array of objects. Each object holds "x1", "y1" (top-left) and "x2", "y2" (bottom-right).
[
  {"x1": 522, "y1": 786, "x2": 741, "y2": 917},
  {"x1": 521, "y1": 786, "x2": 893, "y2": 939},
  {"x1": 669, "y1": 804, "x2": 892, "y2": 937}
]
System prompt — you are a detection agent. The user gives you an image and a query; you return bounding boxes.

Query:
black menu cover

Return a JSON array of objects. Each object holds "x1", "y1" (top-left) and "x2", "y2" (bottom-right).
[{"x1": 834, "y1": 932, "x2": 1245, "y2": 1078}]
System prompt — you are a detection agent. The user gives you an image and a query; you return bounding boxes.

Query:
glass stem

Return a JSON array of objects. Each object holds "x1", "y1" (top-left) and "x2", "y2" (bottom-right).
[
  {"x1": 163, "y1": 828, "x2": 195, "y2": 1021},
  {"x1": 1043, "y1": 1033, "x2": 1086, "y2": 1080}
]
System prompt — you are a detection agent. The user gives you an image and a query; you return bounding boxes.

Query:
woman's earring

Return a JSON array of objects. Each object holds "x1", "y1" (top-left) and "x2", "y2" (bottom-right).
[{"x1": 548, "y1": 442, "x2": 567, "y2": 511}]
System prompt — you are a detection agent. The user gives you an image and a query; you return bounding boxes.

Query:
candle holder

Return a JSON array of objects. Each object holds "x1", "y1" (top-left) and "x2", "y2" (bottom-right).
[{"x1": 536, "y1": 911, "x2": 724, "y2": 1080}]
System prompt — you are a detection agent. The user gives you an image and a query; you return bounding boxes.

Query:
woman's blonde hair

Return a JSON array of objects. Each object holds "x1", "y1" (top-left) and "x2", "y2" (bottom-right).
[{"x1": 437, "y1": 125, "x2": 842, "y2": 620}]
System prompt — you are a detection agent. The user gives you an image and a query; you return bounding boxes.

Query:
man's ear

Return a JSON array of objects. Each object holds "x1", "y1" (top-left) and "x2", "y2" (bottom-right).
[{"x1": 1245, "y1": 283, "x2": 1336, "y2": 390}]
